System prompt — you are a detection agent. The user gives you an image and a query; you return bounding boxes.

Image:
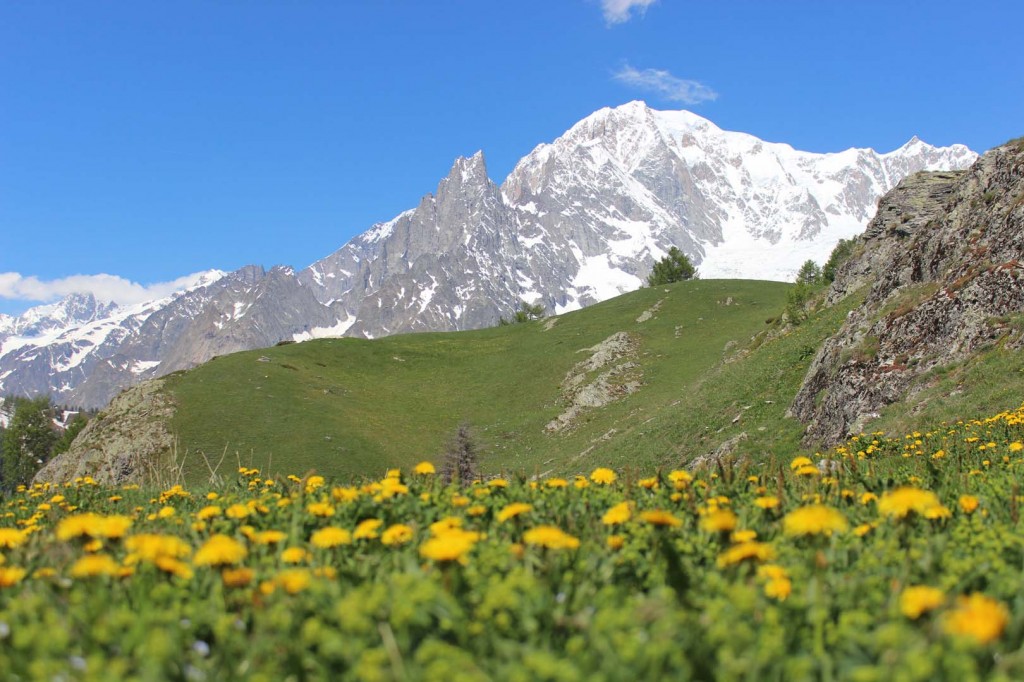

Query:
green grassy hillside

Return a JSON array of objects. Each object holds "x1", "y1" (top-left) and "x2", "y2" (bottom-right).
[
  {"x1": 165, "y1": 280, "x2": 808, "y2": 482},
  {"x1": 155, "y1": 277, "x2": 1024, "y2": 485}
]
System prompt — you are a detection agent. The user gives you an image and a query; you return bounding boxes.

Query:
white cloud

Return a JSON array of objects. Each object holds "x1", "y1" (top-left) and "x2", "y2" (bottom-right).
[
  {"x1": 602, "y1": 0, "x2": 658, "y2": 25},
  {"x1": 0, "y1": 271, "x2": 218, "y2": 307},
  {"x1": 612, "y1": 64, "x2": 718, "y2": 105}
]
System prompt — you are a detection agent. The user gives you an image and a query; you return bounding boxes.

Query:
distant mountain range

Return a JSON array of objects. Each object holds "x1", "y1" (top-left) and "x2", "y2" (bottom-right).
[{"x1": 0, "y1": 101, "x2": 977, "y2": 408}]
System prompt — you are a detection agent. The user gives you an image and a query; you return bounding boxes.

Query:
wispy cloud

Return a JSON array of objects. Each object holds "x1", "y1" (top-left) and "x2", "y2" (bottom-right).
[
  {"x1": 0, "y1": 271, "x2": 218, "y2": 308},
  {"x1": 612, "y1": 64, "x2": 718, "y2": 105},
  {"x1": 602, "y1": 0, "x2": 658, "y2": 25}
]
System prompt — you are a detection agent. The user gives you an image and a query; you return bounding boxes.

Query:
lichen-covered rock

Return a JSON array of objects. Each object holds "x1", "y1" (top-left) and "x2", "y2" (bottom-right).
[
  {"x1": 790, "y1": 139, "x2": 1024, "y2": 444},
  {"x1": 33, "y1": 379, "x2": 176, "y2": 486}
]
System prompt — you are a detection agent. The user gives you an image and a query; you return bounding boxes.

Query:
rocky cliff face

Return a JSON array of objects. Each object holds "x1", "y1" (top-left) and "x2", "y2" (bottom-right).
[{"x1": 790, "y1": 139, "x2": 1024, "y2": 444}]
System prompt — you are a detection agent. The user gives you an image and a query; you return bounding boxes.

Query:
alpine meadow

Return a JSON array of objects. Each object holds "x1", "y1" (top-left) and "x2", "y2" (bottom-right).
[{"x1": 4, "y1": 2, "x2": 1024, "y2": 679}]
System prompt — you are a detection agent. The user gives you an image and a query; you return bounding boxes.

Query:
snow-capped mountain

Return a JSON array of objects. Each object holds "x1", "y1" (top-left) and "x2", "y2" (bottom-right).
[{"x1": 0, "y1": 102, "x2": 977, "y2": 408}]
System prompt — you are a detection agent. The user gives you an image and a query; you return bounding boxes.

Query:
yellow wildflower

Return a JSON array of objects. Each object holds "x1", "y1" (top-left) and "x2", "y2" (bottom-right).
[
  {"x1": 637, "y1": 477, "x2": 659, "y2": 489},
  {"x1": 419, "y1": 529, "x2": 480, "y2": 563},
  {"x1": 878, "y1": 487, "x2": 943, "y2": 519},
  {"x1": 754, "y1": 496, "x2": 780, "y2": 510},
  {"x1": 225, "y1": 504, "x2": 250, "y2": 520},
  {"x1": 668, "y1": 470, "x2": 693, "y2": 488},
  {"x1": 69, "y1": 554, "x2": 121, "y2": 578},
  {"x1": 414, "y1": 461, "x2": 436, "y2": 475},
  {"x1": 958, "y1": 495, "x2": 980, "y2": 514},
  {"x1": 124, "y1": 534, "x2": 191, "y2": 562},
  {"x1": 253, "y1": 530, "x2": 288, "y2": 545},
  {"x1": 281, "y1": 547, "x2": 311, "y2": 564},
  {"x1": 589, "y1": 468, "x2": 617, "y2": 485},
  {"x1": 0, "y1": 566, "x2": 28, "y2": 588},
  {"x1": 497, "y1": 503, "x2": 533, "y2": 523},
  {"x1": 943, "y1": 593, "x2": 1009, "y2": 644},
  {"x1": 0, "y1": 528, "x2": 26, "y2": 549},
  {"x1": 717, "y1": 542, "x2": 775, "y2": 567},
  {"x1": 523, "y1": 525, "x2": 580, "y2": 550},
  {"x1": 606, "y1": 535, "x2": 625, "y2": 550},
  {"x1": 601, "y1": 502, "x2": 632, "y2": 526},
  {"x1": 194, "y1": 534, "x2": 247, "y2": 566},
  {"x1": 306, "y1": 501, "x2": 336, "y2": 518},
  {"x1": 450, "y1": 495, "x2": 471, "y2": 507},
  {"x1": 196, "y1": 505, "x2": 223, "y2": 521},
  {"x1": 700, "y1": 509, "x2": 738, "y2": 533},
  {"x1": 221, "y1": 567, "x2": 254, "y2": 588},
  {"x1": 544, "y1": 478, "x2": 568, "y2": 489},
  {"x1": 155, "y1": 556, "x2": 193, "y2": 580},
  {"x1": 380, "y1": 524, "x2": 414, "y2": 546},
  {"x1": 764, "y1": 577, "x2": 792, "y2": 601},
  {"x1": 310, "y1": 526, "x2": 352, "y2": 548},
  {"x1": 731, "y1": 529, "x2": 758, "y2": 543},
  {"x1": 789, "y1": 456, "x2": 813, "y2": 470},
  {"x1": 353, "y1": 519, "x2": 383, "y2": 540},
  {"x1": 276, "y1": 568, "x2": 312, "y2": 594},
  {"x1": 782, "y1": 505, "x2": 848, "y2": 536},
  {"x1": 900, "y1": 586, "x2": 944, "y2": 619},
  {"x1": 304, "y1": 476, "x2": 326, "y2": 494}
]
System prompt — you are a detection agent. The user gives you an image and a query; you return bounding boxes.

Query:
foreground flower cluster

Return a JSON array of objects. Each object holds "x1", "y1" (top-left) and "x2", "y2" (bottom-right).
[{"x1": 3, "y1": 407, "x2": 1024, "y2": 679}]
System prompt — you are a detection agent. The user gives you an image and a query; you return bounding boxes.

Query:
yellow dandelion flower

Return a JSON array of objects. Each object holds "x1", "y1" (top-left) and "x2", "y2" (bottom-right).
[
  {"x1": 900, "y1": 586, "x2": 944, "y2": 619},
  {"x1": 574, "y1": 476, "x2": 590, "y2": 489},
  {"x1": 429, "y1": 517, "x2": 463, "y2": 536},
  {"x1": 794, "y1": 464, "x2": 820, "y2": 476},
  {"x1": 306, "y1": 502, "x2": 336, "y2": 518},
  {"x1": 731, "y1": 529, "x2": 757, "y2": 543},
  {"x1": 310, "y1": 526, "x2": 352, "y2": 548},
  {"x1": 487, "y1": 478, "x2": 508, "y2": 488},
  {"x1": 1009, "y1": 442, "x2": 1024, "y2": 452},
  {"x1": 878, "y1": 487, "x2": 943, "y2": 519},
  {"x1": 281, "y1": 547, "x2": 311, "y2": 564},
  {"x1": 924, "y1": 505, "x2": 952, "y2": 520},
  {"x1": 700, "y1": 509, "x2": 738, "y2": 533},
  {"x1": 754, "y1": 496, "x2": 780, "y2": 510},
  {"x1": 450, "y1": 495, "x2": 471, "y2": 507},
  {"x1": 943, "y1": 593, "x2": 1009, "y2": 644},
  {"x1": 789, "y1": 456, "x2": 813, "y2": 470},
  {"x1": 353, "y1": 518, "x2": 383, "y2": 540},
  {"x1": 331, "y1": 486, "x2": 360, "y2": 502},
  {"x1": 414, "y1": 461, "x2": 436, "y2": 475},
  {"x1": 276, "y1": 568, "x2": 312, "y2": 594},
  {"x1": 544, "y1": 478, "x2": 568, "y2": 489},
  {"x1": 193, "y1": 534, "x2": 247, "y2": 566},
  {"x1": 602, "y1": 502, "x2": 632, "y2": 526},
  {"x1": 756, "y1": 564, "x2": 789, "y2": 581},
  {"x1": 124, "y1": 534, "x2": 191, "y2": 562},
  {"x1": 467, "y1": 504, "x2": 487, "y2": 517},
  {"x1": 590, "y1": 468, "x2": 617, "y2": 485},
  {"x1": 853, "y1": 523, "x2": 875, "y2": 537},
  {"x1": 154, "y1": 556, "x2": 193, "y2": 580},
  {"x1": 221, "y1": 567, "x2": 254, "y2": 587},
  {"x1": 606, "y1": 535, "x2": 625, "y2": 550},
  {"x1": 69, "y1": 554, "x2": 121, "y2": 578},
  {"x1": 523, "y1": 525, "x2": 580, "y2": 550},
  {"x1": 304, "y1": 476, "x2": 326, "y2": 494},
  {"x1": 196, "y1": 505, "x2": 223, "y2": 521},
  {"x1": 860, "y1": 492, "x2": 878, "y2": 505},
  {"x1": 253, "y1": 530, "x2": 288, "y2": 545},
  {"x1": 639, "y1": 510, "x2": 682, "y2": 528},
  {"x1": 717, "y1": 542, "x2": 775, "y2": 567},
  {"x1": 959, "y1": 495, "x2": 980, "y2": 514},
  {"x1": 497, "y1": 503, "x2": 533, "y2": 523},
  {"x1": 0, "y1": 528, "x2": 27, "y2": 549},
  {"x1": 637, "y1": 477, "x2": 659, "y2": 490},
  {"x1": 225, "y1": 504, "x2": 250, "y2": 520},
  {"x1": 0, "y1": 566, "x2": 28, "y2": 588},
  {"x1": 380, "y1": 524, "x2": 414, "y2": 546},
  {"x1": 419, "y1": 529, "x2": 480, "y2": 563},
  {"x1": 764, "y1": 577, "x2": 792, "y2": 601},
  {"x1": 782, "y1": 505, "x2": 848, "y2": 536},
  {"x1": 668, "y1": 470, "x2": 693, "y2": 488}
]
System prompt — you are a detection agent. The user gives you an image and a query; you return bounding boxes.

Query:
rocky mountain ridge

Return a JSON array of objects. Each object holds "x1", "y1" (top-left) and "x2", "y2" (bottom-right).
[
  {"x1": 790, "y1": 138, "x2": 1024, "y2": 443},
  {"x1": 1, "y1": 102, "x2": 976, "y2": 408}
]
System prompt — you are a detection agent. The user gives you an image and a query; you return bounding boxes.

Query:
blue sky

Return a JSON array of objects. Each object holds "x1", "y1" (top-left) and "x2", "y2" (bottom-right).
[{"x1": 2, "y1": 0, "x2": 1022, "y2": 315}]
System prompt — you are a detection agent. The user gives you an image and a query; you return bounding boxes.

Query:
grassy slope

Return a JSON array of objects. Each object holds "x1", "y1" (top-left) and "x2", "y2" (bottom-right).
[{"x1": 166, "y1": 280, "x2": 819, "y2": 482}]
